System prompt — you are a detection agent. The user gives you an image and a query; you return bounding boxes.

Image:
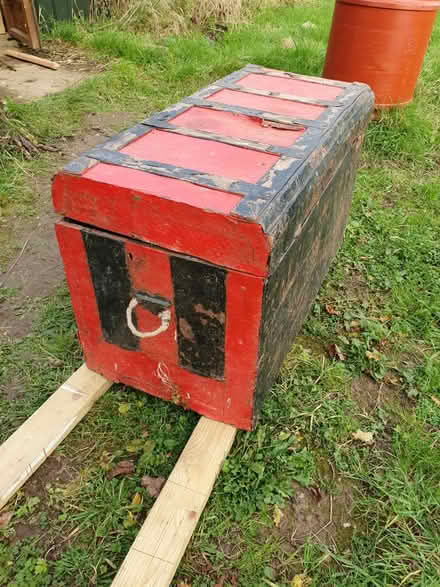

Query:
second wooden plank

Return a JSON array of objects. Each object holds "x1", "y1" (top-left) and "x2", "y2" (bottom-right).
[{"x1": 112, "y1": 417, "x2": 237, "y2": 587}]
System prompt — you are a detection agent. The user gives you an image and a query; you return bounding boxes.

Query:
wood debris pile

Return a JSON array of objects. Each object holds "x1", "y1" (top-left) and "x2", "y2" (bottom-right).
[{"x1": 0, "y1": 102, "x2": 57, "y2": 158}]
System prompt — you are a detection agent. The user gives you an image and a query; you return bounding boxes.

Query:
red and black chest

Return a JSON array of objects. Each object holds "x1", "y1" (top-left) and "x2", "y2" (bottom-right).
[{"x1": 53, "y1": 65, "x2": 373, "y2": 430}]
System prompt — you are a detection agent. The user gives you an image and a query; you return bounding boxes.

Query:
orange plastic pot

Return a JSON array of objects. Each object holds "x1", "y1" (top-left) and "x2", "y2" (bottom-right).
[{"x1": 323, "y1": 0, "x2": 440, "y2": 107}]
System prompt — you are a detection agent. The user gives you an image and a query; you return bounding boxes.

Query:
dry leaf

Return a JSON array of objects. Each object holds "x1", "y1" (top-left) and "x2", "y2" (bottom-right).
[
  {"x1": 281, "y1": 37, "x2": 296, "y2": 49},
  {"x1": 131, "y1": 492, "x2": 142, "y2": 506},
  {"x1": 107, "y1": 460, "x2": 134, "y2": 480},
  {"x1": 291, "y1": 575, "x2": 312, "y2": 587},
  {"x1": 273, "y1": 505, "x2": 284, "y2": 528},
  {"x1": 177, "y1": 582, "x2": 192, "y2": 587},
  {"x1": 0, "y1": 511, "x2": 13, "y2": 528},
  {"x1": 141, "y1": 476, "x2": 166, "y2": 497},
  {"x1": 431, "y1": 396, "x2": 440, "y2": 408},
  {"x1": 350, "y1": 320, "x2": 361, "y2": 332},
  {"x1": 325, "y1": 304, "x2": 340, "y2": 316},
  {"x1": 328, "y1": 343, "x2": 345, "y2": 361},
  {"x1": 352, "y1": 429, "x2": 374, "y2": 445},
  {"x1": 309, "y1": 485, "x2": 322, "y2": 502},
  {"x1": 118, "y1": 403, "x2": 130, "y2": 415},
  {"x1": 123, "y1": 511, "x2": 136, "y2": 528},
  {"x1": 366, "y1": 349, "x2": 381, "y2": 361},
  {"x1": 379, "y1": 315, "x2": 392, "y2": 323},
  {"x1": 384, "y1": 373, "x2": 399, "y2": 386}
]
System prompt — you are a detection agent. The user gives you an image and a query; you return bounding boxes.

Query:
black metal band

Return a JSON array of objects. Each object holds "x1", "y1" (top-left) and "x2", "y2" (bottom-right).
[{"x1": 84, "y1": 146, "x2": 267, "y2": 200}]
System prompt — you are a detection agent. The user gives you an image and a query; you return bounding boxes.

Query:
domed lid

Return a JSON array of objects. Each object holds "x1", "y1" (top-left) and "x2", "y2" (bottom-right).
[{"x1": 337, "y1": 0, "x2": 440, "y2": 11}]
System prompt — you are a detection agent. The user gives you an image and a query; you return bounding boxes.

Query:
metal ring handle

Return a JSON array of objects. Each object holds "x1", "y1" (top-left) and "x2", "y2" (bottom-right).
[{"x1": 126, "y1": 297, "x2": 171, "y2": 339}]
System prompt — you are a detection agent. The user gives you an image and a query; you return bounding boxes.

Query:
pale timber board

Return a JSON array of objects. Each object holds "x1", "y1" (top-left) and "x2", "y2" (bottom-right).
[
  {"x1": 114, "y1": 552, "x2": 173, "y2": 587},
  {"x1": 112, "y1": 417, "x2": 237, "y2": 587},
  {"x1": 5, "y1": 49, "x2": 59, "y2": 69},
  {"x1": 0, "y1": 364, "x2": 111, "y2": 510}
]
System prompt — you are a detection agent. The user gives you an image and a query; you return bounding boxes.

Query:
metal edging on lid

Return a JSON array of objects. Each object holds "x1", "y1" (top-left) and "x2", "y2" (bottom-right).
[{"x1": 336, "y1": 0, "x2": 440, "y2": 11}]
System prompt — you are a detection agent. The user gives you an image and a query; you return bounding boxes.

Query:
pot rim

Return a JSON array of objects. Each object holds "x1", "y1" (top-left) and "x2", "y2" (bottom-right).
[{"x1": 336, "y1": 0, "x2": 440, "y2": 11}]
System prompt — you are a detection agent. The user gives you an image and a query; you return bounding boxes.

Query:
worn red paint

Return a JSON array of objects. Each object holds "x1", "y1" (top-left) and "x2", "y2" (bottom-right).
[
  {"x1": 171, "y1": 106, "x2": 304, "y2": 146},
  {"x1": 120, "y1": 129, "x2": 279, "y2": 183},
  {"x1": 56, "y1": 220, "x2": 263, "y2": 429},
  {"x1": 52, "y1": 171, "x2": 271, "y2": 276},
  {"x1": 207, "y1": 88, "x2": 326, "y2": 119},
  {"x1": 84, "y1": 162, "x2": 242, "y2": 214},
  {"x1": 237, "y1": 73, "x2": 344, "y2": 100}
]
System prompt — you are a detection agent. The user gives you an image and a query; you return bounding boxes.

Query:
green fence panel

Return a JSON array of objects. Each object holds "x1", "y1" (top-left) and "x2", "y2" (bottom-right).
[{"x1": 34, "y1": 0, "x2": 90, "y2": 22}]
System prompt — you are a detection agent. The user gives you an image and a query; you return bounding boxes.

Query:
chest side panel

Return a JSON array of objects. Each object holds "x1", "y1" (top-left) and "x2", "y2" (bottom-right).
[{"x1": 254, "y1": 144, "x2": 360, "y2": 422}]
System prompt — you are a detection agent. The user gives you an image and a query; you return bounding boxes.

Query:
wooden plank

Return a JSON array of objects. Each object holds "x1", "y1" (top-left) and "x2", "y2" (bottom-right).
[
  {"x1": 112, "y1": 417, "x2": 237, "y2": 587},
  {"x1": 22, "y1": 0, "x2": 41, "y2": 49},
  {"x1": 0, "y1": 8, "x2": 6, "y2": 34},
  {"x1": 0, "y1": 364, "x2": 111, "y2": 511},
  {"x1": 5, "y1": 49, "x2": 59, "y2": 70}
]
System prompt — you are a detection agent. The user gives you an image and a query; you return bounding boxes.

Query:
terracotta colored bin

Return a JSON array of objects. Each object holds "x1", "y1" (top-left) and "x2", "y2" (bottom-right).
[{"x1": 323, "y1": 0, "x2": 440, "y2": 107}]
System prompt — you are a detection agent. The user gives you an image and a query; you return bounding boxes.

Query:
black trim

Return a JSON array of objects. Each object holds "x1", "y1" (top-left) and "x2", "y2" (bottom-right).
[
  {"x1": 208, "y1": 82, "x2": 344, "y2": 107},
  {"x1": 63, "y1": 64, "x2": 374, "y2": 238},
  {"x1": 84, "y1": 146, "x2": 265, "y2": 199},
  {"x1": 171, "y1": 256, "x2": 226, "y2": 380},
  {"x1": 141, "y1": 120, "x2": 304, "y2": 157},
  {"x1": 182, "y1": 97, "x2": 328, "y2": 129},
  {"x1": 82, "y1": 229, "x2": 139, "y2": 351},
  {"x1": 135, "y1": 291, "x2": 171, "y2": 316}
]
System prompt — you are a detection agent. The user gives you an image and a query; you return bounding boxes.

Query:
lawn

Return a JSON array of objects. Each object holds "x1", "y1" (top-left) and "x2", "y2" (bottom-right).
[{"x1": 1, "y1": 1, "x2": 440, "y2": 585}]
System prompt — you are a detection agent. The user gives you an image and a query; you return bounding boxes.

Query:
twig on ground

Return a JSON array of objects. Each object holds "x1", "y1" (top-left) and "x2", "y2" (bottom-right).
[
  {"x1": 0, "y1": 237, "x2": 31, "y2": 288},
  {"x1": 310, "y1": 495, "x2": 333, "y2": 541}
]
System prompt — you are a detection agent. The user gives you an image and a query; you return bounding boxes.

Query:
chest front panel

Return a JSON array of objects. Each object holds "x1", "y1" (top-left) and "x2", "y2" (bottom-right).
[{"x1": 56, "y1": 220, "x2": 264, "y2": 429}]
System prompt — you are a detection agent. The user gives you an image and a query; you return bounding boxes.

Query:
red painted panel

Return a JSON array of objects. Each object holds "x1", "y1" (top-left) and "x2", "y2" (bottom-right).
[
  {"x1": 238, "y1": 73, "x2": 344, "y2": 100},
  {"x1": 171, "y1": 106, "x2": 304, "y2": 147},
  {"x1": 85, "y1": 344, "x2": 227, "y2": 422},
  {"x1": 84, "y1": 163, "x2": 241, "y2": 215},
  {"x1": 223, "y1": 270, "x2": 264, "y2": 429},
  {"x1": 208, "y1": 89, "x2": 326, "y2": 120},
  {"x1": 56, "y1": 219, "x2": 264, "y2": 429},
  {"x1": 125, "y1": 239, "x2": 177, "y2": 365},
  {"x1": 55, "y1": 222, "x2": 105, "y2": 350},
  {"x1": 120, "y1": 129, "x2": 279, "y2": 183},
  {"x1": 53, "y1": 173, "x2": 271, "y2": 277}
]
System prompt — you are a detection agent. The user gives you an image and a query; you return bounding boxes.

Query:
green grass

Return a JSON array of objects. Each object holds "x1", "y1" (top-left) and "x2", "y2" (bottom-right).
[{"x1": 1, "y1": 2, "x2": 440, "y2": 586}]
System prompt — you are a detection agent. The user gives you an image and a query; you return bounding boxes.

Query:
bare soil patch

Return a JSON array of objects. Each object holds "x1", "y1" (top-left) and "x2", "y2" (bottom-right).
[
  {"x1": 261, "y1": 479, "x2": 356, "y2": 554},
  {"x1": 0, "y1": 111, "x2": 139, "y2": 341},
  {"x1": 351, "y1": 374, "x2": 411, "y2": 417},
  {"x1": 0, "y1": 37, "x2": 107, "y2": 103},
  {"x1": 6, "y1": 455, "x2": 80, "y2": 553}
]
